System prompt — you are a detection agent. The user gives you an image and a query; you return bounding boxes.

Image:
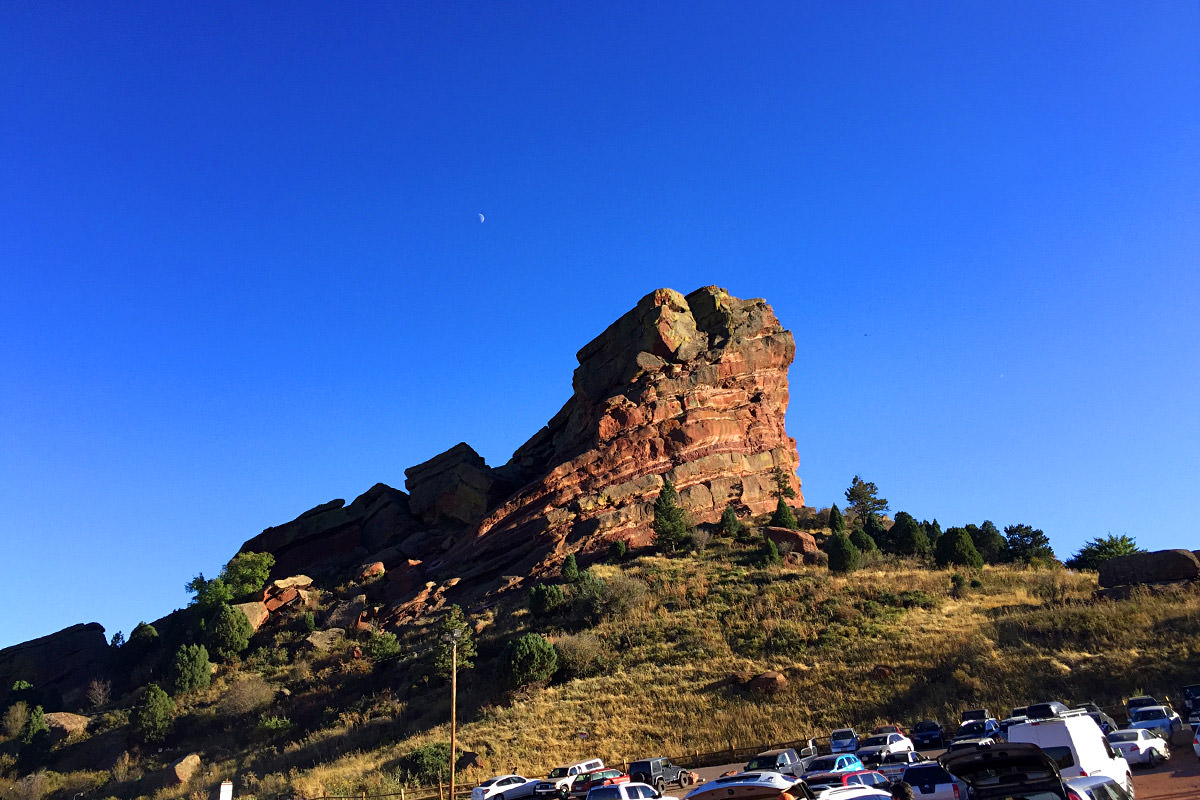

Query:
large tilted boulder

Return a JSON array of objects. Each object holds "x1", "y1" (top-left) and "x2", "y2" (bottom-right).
[
  {"x1": 44, "y1": 712, "x2": 89, "y2": 742},
  {"x1": 1098, "y1": 549, "x2": 1200, "y2": 588},
  {"x1": 439, "y1": 287, "x2": 802, "y2": 582},
  {"x1": 0, "y1": 623, "x2": 112, "y2": 709}
]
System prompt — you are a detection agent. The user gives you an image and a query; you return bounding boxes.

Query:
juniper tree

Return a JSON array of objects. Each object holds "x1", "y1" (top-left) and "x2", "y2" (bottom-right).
[{"x1": 652, "y1": 478, "x2": 692, "y2": 553}]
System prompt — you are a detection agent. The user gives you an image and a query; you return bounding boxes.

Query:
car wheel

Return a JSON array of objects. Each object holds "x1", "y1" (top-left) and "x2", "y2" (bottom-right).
[
  {"x1": 680, "y1": 774, "x2": 692, "y2": 787},
  {"x1": 1148, "y1": 748, "x2": 1161, "y2": 767},
  {"x1": 655, "y1": 779, "x2": 665, "y2": 792}
]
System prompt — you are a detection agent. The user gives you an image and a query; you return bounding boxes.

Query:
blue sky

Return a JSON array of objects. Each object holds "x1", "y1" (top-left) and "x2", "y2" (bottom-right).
[{"x1": 2, "y1": 2, "x2": 1197, "y2": 649}]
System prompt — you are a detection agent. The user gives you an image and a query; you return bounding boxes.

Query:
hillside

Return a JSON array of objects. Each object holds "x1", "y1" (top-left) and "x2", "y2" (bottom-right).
[{"x1": 3, "y1": 537, "x2": 1199, "y2": 800}]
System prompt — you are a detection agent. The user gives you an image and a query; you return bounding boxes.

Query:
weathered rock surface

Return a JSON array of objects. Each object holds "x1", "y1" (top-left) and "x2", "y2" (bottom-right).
[
  {"x1": 763, "y1": 526, "x2": 817, "y2": 555},
  {"x1": 234, "y1": 601, "x2": 270, "y2": 633},
  {"x1": 0, "y1": 623, "x2": 112, "y2": 710},
  {"x1": 305, "y1": 629, "x2": 345, "y2": 652},
  {"x1": 747, "y1": 670, "x2": 788, "y2": 693},
  {"x1": 44, "y1": 712, "x2": 90, "y2": 741},
  {"x1": 405, "y1": 443, "x2": 510, "y2": 527},
  {"x1": 1098, "y1": 549, "x2": 1200, "y2": 588},
  {"x1": 439, "y1": 287, "x2": 801, "y2": 581},
  {"x1": 166, "y1": 753, "x2": 203, "y2": 784}
]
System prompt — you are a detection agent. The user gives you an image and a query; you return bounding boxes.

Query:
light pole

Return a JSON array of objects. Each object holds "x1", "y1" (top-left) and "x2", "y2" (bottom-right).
[{"x1": 444, "y1": 628, "x2": 462, "y2": 800}]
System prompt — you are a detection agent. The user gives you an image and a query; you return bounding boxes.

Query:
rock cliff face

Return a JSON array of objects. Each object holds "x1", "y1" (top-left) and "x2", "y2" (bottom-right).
[
  {"x1": 0, "y1": 623, "x2": 112, "y2": 709},
  {"x1": 234, "y1": 286, "x2": 800, "y2": 612},
  {"x1": 435, "y1": 286, "x2": 801, "y2": 581}
]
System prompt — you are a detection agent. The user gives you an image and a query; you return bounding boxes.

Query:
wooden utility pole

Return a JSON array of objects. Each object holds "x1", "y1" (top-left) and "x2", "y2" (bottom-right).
[{"x1": 449, "y1": 630, "x2": 460, "y2": 800}]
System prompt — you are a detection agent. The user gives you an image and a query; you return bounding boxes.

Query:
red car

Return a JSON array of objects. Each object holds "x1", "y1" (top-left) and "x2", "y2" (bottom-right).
[{"x1": 568, "y1": 769, "x2": 629, "y2": 800}]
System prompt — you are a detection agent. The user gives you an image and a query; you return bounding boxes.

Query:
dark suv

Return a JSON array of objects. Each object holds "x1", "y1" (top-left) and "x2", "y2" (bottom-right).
[{"x1": 627, "y1": 758, "x2": 691, "y2": 791}]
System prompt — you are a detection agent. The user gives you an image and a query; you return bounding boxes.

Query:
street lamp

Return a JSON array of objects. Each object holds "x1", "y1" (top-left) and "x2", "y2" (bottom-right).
[{"x1": 443, "y1": 628, "x2": 463, "y2": 800}]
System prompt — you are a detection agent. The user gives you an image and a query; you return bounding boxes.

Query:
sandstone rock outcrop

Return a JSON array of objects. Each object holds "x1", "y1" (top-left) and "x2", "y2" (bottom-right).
[
  {"x1": 439, "y1": 287, "x2": 801, "y2": 580},
  {"x1": 0, "y1": 623, "x2": 112, "y2": 710},
  {"x1": 44, "y1": 712, "x2": 89, "y2": 741},
  {"x1": 1098, "y1": 549, "x2": 1200, "y2": 588},
  {"x1": 763, "y1": 526, "x2": 817, "y2": 556}
]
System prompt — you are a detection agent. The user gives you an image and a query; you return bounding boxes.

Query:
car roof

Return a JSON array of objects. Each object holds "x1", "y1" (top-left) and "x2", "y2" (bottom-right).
[{"x1": 755, "y1": 748, "x2": 794, "y2": 756}]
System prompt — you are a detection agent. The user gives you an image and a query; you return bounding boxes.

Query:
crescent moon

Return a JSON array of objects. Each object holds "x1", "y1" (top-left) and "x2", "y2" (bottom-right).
[{"x1": 478, "y1": 213, "x2": 485, "y2": 223}]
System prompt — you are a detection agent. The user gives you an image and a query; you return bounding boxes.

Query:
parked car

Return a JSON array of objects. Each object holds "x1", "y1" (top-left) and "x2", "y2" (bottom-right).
[
  {"x1": 945, "y1": 737, "x2": 995, "y2": 753},
  {"x1": 871, "y1": 750, "x2": 927, "y2": 781},
  {"x1": 802, "y1": 770, "x2": 888, "y2": 795},
  {"x1": 1107, "y1": 727, "x2": 1170, "y2": 767},
  {"x1": 870, "y1": 724, "x2": 905, "y2": 736},
  {"x1": 588, "y1": 783, "x2": 679, "y2": 800},
  {"x1": 1181, "y1": 683, "x2": 1200, "y2": 717},
  {"x1": 1006, "y1": 714, "x2": 1133, "y2": 798},
  {"x1": 1026, "y1": 701, "x2": 1071, "y2": 721},
  {"x1": 1127, "y1": 705, "x2": 1182, "y2": 738},
  {"x1": 830, "y1": 728, "x2": 859, "y2": 754},
  {"x1": 960, "y1": 708, "x2": 990, "y2": 723},
  {"x1": 809, "y1": 789, "x2": 889, "y2": 800},
  {"x1": 1193, "y1": 727, "x2": 1200, "y2": 759},
  {"x1": 900, "y1": 761, "x2": 969, "y2": 800},
  {"x1": 683, "y1": 772, "x2": 797, "y2": 800},
  {"x1": 1064, "y1": 775, "x2": 1133, "y2": 800},
  {"x1": 475, "y1": 776, "x2": 539, "y2": 800},
  {"x1": 910, "y1": 720, "x2": 944, "y2": 749},
  {"x1": 569, "y1": 769, "x2": 629, "y2": 799},
  {"x1": 940, "y1": 741, "x2": 1069, "y2": 800},
  {"x1": 628, "y1": 759, "x2": 694, "y2": 791},
  {"x1": 1125, "y1": 695, "x2": 1159, "y2": 714},
  {"x1": 998, "y1": 716, "x2": 1028, "y2": 741},
  {"x1": 950, "y1": 718, "x2": 1000, "y2": 743},
  {"x1": 744, "y1": 748, "x2": 802, "y2": 777},
  {"x1": 534, "y1": 761, "x2": 606, "y2": 800},
  {"x1": 799, "y1": 754, "x2": 865, "y2": 780},
  {"x1": 1009, "y1": 705, "x2": 1029, "y2": 719},
  {"x1": 855, "y1": 732, "x2": 914, "y2": 761}
]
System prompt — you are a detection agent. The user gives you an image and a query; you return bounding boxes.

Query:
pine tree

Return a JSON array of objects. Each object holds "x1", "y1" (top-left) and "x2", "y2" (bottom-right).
[
  {"x1": 131, "y1": 685, "x2": 174, "y2": 745},
  {"x1": 652, "y1": 478, "x2": 692, "y2": 553},
  {"x1": 770, "y1": 467, "x2": 797, "y2": 499},
  {"x1": 433, "y1": 605, "x2": 476, "y2": 678},
  {"x1": 935, "y1": 527, "x2": 984, "y2": 569},
  {"x1": 170, "y1": 644, "x2": 211, "y2": 695},
  {"x1": 770, "y1": 497, "x2": 798, "y2": 530},
  {"x1": 829, "y1": 503, "x2": 846, "y2": 534},
  {"x1": 719, "y1": 504, "x2": 745, "y2": 538},
  {"x1": 561, "y1": 553, "x2": 580, "y2": 583},
  {"x1": 502, "y1": 633, "x2": 558, "y2": 688},
  {"x1": 849, "y1": 528, "x2": 877, "y2": 552},
  {"x1": 827, "y1": 532, "x2": 861, "y2": 573},
  {"x1": 845, "y1": 475, "x2": 889, "y2": 528},
  {"x1": 206, "y1": 604, "x2": 253, "y2": 661},
  {"x1": 889, "y1": 512, "x2": 931, "y2": 556}
]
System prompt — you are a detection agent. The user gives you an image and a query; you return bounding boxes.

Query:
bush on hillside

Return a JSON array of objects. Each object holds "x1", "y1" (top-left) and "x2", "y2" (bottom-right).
[
  {"x1": 770, "y1": 497, "x2": 798, "y2": 530},
  {"x1": 829, "y1": 503, "x2": 846, "y2": 534},
  {"x1": 170, "y1": 643, "x2": 212, "y2": 695},
  {"x1": 608, "y1": 539, "x2": 629, "y2": 561},
  {"x1": 1065, "y1": 534, "x2": 1143, "y2": 571},
  {"x1": 363, "y1": 630, "x2": 401, "y2": 661},
  {"x1": 720, "y1": 504, "x2": 745, "y2": 538},
  {"x1": 889, "y1": 512, "x2": 931, "y2": 556},
  {"x1": 206, "y1": 604, "x2": 254, "y2": 661},
  {"x1": 503, "y1": 633, "x2": 558, "y2": 688},
  {"x1": 530, "y1": 583, "x2": 568, "y2": 617},
  {"x1": 561, "y1": 553, "x2": 580, "y2": 583},
  {"x1": 936, "y1": 527, "x2": 984, "y2": 569},
  {"x1": 131, "y1": 684, "x2": 174, "y2": 745},
  {"x1": 827, "y1": 532, "x2": 861, "y2": 573},
  {"x1": 398, "y1": 742, "x2": 451, "y2": 786},
  {"x1": 653, "y1": 478, "x2": 692, "y2": 553},
  {"x1": 849, "y1": 528, "x2": 877, "y2": 552},
  {"x1": 554, "y1": 632, "x2": 607, "y2": 680}
]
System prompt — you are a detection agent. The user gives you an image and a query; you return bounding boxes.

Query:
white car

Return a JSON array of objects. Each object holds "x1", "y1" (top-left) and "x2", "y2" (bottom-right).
[
  {"x1": 474, "y1": 776, "x2": 539, "y2": 800},
  {"x1": 1107, "y1": 728, "x2": 1170, "y2": 766},
  {"x1": 1127, "y1": 705, "x2": 1182, "y2": 738},
  {"x1": 588, "y1": 783, "x2": 678, "y2": 800},
  {"x1": 854, "y1": 732, "x2": 913, "y2": 761}
]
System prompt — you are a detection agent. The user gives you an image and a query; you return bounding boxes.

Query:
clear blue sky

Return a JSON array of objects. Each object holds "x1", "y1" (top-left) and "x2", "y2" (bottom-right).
[{"x1": 2, "y1": 2, "x2": 1197, "y2": 649}]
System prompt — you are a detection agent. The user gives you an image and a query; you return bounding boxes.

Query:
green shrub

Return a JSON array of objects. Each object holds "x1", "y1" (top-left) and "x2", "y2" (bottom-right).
[
  {"x1": 503, "y1": 633, "x2": 558, "y2": 688},
  {"x1": 770, "y1": 497, "x2": 798, "y2": 530},
  {"x1": 936, "y1": 527, "x2": 984, "y2": 569},
  {"x1": 206, "y1": 603, "x2": 254, "y2": 661},
  {"x1": 363, "y1": 631, "x2": 401, "y2": 661},
  {"x1": 827, "y1": 532, "x2": 861, "y2": 573},
  {"x1": 398, "y1": 742, "x2": 451, "y2": 786},
  {"x1": 829, "y1": 503, "x2": 846, "y2": 534},
  {"x1": 19, "y1": 705, "x2": 48, "y2": 746},
  {"x1": 849, "y1": 529, "x2": 877, "y2": 552},
  {"x1": 653, "y1": 478, "x2": 692, "y2": 553},
  {"x1": 608, "y1": 540, "x2": 629, "y2": 561},
  {"x1": 889, "y1": 512, "x2": 931, "y2": 556},
  {"x1": 131, "y1": 684, "x2": 174, "y2": 745},
  {"x1": 300, "y1": 611, "x2": 317, "y2": 632},
  {"x1": 561, "y1": 553, "x2": 580, "y2": 582},
  {"x1": 170, "y1": 644, "x2": 211, "y2": 695},
  {"x1": 720, "y1": 504, "x2": 745, "y2": 538},
  {"x1": 530, "y1": 583, "x2": 568, "y2": 617},
  {"x1": 759, "y1": 535, "x2": 782, "y2": 566},
  {"x1": 257, "y1": 714, "x2": 292, "y2": 735}
]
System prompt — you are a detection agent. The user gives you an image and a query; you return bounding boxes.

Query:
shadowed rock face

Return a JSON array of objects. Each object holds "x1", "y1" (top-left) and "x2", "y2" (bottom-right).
[
  {"x1": 439, "y1": 286, "x2": 802, "y2": 581},
  {"x1": 1098, "y1": 549, "x2": 1200, "y2": 587},
  {"x1": 0, "y1": 623, "x2": 112, "y2": 710}
]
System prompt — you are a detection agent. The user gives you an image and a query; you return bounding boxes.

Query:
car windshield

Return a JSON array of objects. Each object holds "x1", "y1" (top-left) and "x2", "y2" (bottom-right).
[
  {"x1": 913, "y1": 721, "x2": 938, "y2": 732},
  {"x1": 958, "y1": 721, "x2": 988, "y2": 735},
  {"x1": 548, "y1": 769, "x2": 569, "y2": 779},
  {"x1": 1108, "y1": 732, "x2": 1139, "y2": 742},
  {"x1": 808, "y1": 757, "x2": 838, "y2": 771},
  {"x1": 480, "y1": 779, "x2": 499, "y2": 787},
  {"x1": 832, "y1": 730, "x2": 854, "y2": 739},
  {"x1": 744, "y1": 758, "x2": 777, "y2": 770},
  {"x1": 588, "y1": 789, "x2": 621, "y2": 800},
  {"x1": 861, "y1": 736, "x2": 889, "y2": 747},
  {"x1": 1131, "y1": 708, "x2": 1166, "y2": 722}
]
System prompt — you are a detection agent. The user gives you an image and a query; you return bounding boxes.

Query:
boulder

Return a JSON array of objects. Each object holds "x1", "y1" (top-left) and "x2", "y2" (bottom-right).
[
  {"x1": 272, "y1": 575, "x2": 313, "y2": 591},
  {"x1": 358, "y1": 562, "x2": 385, "y2": 581},
  {"x1": 264, "y1": 586, "x2": 299, "y2": 613},
  {"x1": 167, "y1": 753, "x2": 202, "y2": 785},
  {"x1": 43, "y1": 712, "x2": 89, "y2": 741},
  {"x1": 763, "y1": 527, "x2": 818, "y2": 555},
  {"x1": 747, "y1": 670, "x2": 788, "y2": 694},
  {"x1": 305, "y1": 629, "x2": 345, "y2": 652},
  {"x1": 1098, "y1": 549, "x2": 1200, "y2": 588},
  {"x1": 234, "y1": 601, "x2": 270, "y2": 632},
  {"x1": 405, "y1": 443, "x2": 499, "y2": 527}
]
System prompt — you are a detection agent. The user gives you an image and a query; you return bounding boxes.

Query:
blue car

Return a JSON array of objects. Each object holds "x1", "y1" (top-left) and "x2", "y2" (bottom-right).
[
  {"x1": 950, "y1": 718, "x2": 1000, "y2": 744},
  {"x1": 910, "y1": 720, "x2": 944, "y2": 749},
  {"x1": 799, "y1": 754, "x2": 864, "y2": 780}
]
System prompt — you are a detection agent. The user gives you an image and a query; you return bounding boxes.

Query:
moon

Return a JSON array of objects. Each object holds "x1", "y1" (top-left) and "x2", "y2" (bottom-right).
[{"x1": 478, "y1": 212, "x2": 485, "y2": 223}]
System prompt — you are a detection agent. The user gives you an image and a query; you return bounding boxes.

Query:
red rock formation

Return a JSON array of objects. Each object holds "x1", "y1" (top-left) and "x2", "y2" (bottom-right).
[{"x1": 439, "y1": 286, "x2": 801, "y2": 580}]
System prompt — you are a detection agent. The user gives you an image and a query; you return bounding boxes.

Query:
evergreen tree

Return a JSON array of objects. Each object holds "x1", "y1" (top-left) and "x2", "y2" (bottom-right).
[
  {"x1": 1066, "y1": 534, "x2": 1143, "y2": 571},
  {"x1": 845, "y1": 475, "x2": 889, "y2": 529},
  {"x1": 829, "y1": 503, "x2": 846, "y2": 534},
  {"x1": 922, "y1": 519, "x2": 943, "y2": 551},
  {"x1": 719, "y1": 504, "x2": 745, "y2": 538},
  {"x1": 433, "y1": 605, "x2": 476, "y2": 678},
  {"x1": 529, "y1": 583, "x2": 567, "y2": 617},
  {"x1": 770, "y1": 467, "x2": 797, "y2": 499},
  {"x1": 971, "y1": 520, "x2": 1006, "y2": 564},
  {"x1": 502, "y1": 633, "x2": 558, "y2": 688},
  {"x1": 221, "y1": 551, "x2": 276, "y2": 600},
  {"x1": 889, "y1": 512, "x2": 931, "y2": 556},
  {"x1": 827, "y1": 532, "x2": 861, "y2": 573},
  {"x1": 170, "y1": 644, "x2": 211, "y2": 695},
  {"x1": 131, "y1": 684, "x2": 174, "y2": 745},
  {"x1": 770, "y1": 497, "x2": 798, "y2": 530},
  {"x1": 206, "y1": 604, "x2": 253, "y2": 661},
  {"x1": 19, "y1": 705, "x2": 48, "y2": 746},
  {"x1": 1003, "y1": 524, "x2": 1056, "y2": 564},
  {"x1": 863, "y1": 514, "x2": 889, "y2": 552},
  {"x1": 561, "y1": 553, "x2": 580, "y2": 583},
  {"x1": 935, "y1": 527, "x2": 984, "y2": 569},
  {"x1": 652, "y1": 478, "x2": 692, "y2": 553},
  {"x1": 849, "y1": 528, "x2": 877, "y2": 552},
  {"x1": 759, "y1": 534, "x2": 782, "y2": 566}
]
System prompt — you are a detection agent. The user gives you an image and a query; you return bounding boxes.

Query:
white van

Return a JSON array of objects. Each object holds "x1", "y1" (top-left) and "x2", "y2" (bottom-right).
[
  {"x1": 1005, "y1": 712, "x2": 1134, "y2": 798},
  {"x1": 533, "y1": 760, "x2": 606, "y2": 799}
]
